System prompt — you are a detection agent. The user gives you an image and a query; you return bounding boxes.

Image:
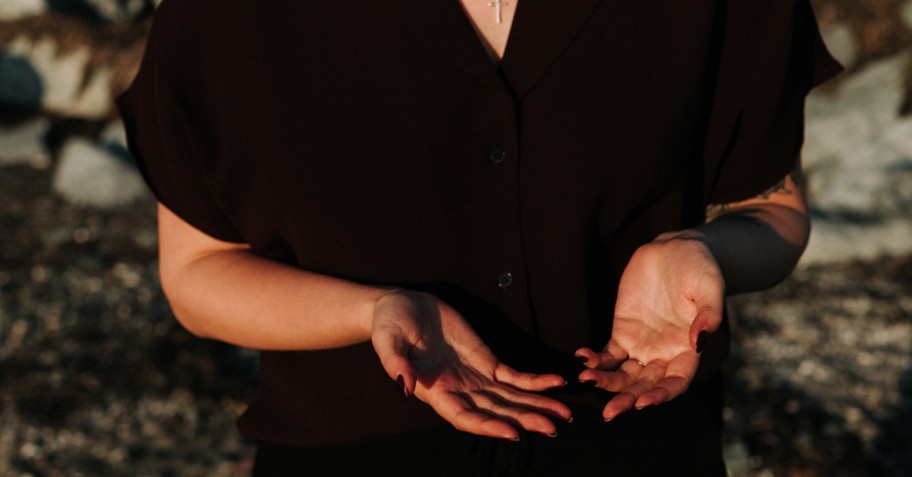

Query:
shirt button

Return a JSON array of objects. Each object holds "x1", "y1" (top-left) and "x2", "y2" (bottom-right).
[
  {"x1": 497, "y1": 272, "x2": 513, "y2": 288},
  {"x1": 489, "y1": 148, "x2": 506, "y2": 164}
]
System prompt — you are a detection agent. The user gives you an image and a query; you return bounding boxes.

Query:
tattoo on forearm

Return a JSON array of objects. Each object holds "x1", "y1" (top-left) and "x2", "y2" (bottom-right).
[
  {"x1": 704, "y1": 203, "x2": 730, "y2": 221},
  {"x1": 757, "y1": 178, "x2": 790, "y2": 200},
  {"x1": 704, "y1": 164, "x2": 804, "y2": 221}
]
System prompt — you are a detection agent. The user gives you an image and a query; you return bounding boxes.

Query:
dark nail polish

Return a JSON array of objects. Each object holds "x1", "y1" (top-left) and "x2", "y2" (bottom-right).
[
  {"x1": 696, "y1": 330, "x2": 709, "y2": 353},
  {"x1": 574, "y1": 354, "x2": 588, "y2": 363},
  {"x1": 397, "y1": 374, "x2": 409, "y2": 398},
  {"x1": 580, "y1": 380, "x2": 597, "y2": 386}
]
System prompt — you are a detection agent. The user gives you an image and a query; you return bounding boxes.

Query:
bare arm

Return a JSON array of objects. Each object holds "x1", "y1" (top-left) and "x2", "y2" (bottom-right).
[
  {"x1": 577, "y1": 163, "x2": 810, "y2": 420},
  {"x1": 697, "y1": 164, "x2": 809, "y2": 295},
  {"x1": 157, "y1": 202, "x2": 386, "y2": 350},
  {"x1": 157, "y1": 202, "x2": 571, "y2": 438}
]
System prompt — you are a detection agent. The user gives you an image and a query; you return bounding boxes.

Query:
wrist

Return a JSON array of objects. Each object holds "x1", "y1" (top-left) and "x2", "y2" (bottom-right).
[
  {"x1": 646, "y1": 228, "x2": 726, "y2": 291},
  {"x1": 652, "y1": 228, "x2": 718, "y2": 255},
  {"x1": 346, "y1": 286, "x2": 400, "y2": 341}
]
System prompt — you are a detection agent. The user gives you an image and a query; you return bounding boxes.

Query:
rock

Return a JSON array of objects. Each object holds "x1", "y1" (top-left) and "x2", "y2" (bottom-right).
[
  {"x1": 802, "y1": 219, "x2": 912, "y2": 264},
  {"x1": 723, "y1": 441, "x2": 752, "y2": 477},
  {"x1": 902, "y1": 0, "x2": 912, "y2": 31},
  {"x1": 99, "y1": 119, "x2": 127, "y2": 149},
  {"x1": 0, "y1": 0, "x2": 45, "y2": 21},
  {"x1": 86, "y1": 0, "x2": 149, "y2": 22},
  {"x1": 800, "y1": 51, "x2": 912, "y2": 265},
  {"x1": 99, "y1": 119, "x2": 135, "y2": 166},
  {"x1": 0, "y1": 117, "x2": 51, "y2": 168},
  {"x1": 46, "y1": 0, "x2": 149, "y2": 23},
  {"x1": 820, "y1": 23, "x2": 860, "y2": 70},
  {"x1": 51, "y1": 137, "x2": 148, "y2": 208},
  {"x1": 3, "y1": 36, "x2": 113, "y2": 120},
  {"x1": 0, "y1": 53, "x2": 43, "y2": 114}
]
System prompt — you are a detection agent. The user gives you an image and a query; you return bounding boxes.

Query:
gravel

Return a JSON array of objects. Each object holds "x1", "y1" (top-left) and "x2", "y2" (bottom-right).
[
  {"x1": 0, "y1": 162, "x2": 256, "y2": 477},
  {"x1": 724, "y1": 256, "x2": 912, "y2": 476}
]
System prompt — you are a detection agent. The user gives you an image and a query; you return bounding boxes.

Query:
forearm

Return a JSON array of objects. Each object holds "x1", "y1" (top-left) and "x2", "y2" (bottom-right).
[
  {"x1": 659, "y1": 167, "x2": 810, "y2": 295},
  {"x1": 691, "y1": 202, "x2": 808, "y2": 295},
  {"x1": 158, "y1": 203, "x2": 388, "y2": 350}
]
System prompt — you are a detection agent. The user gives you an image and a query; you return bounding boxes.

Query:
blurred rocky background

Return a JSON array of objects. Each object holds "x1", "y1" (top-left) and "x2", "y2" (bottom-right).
[{"x1": 0, "y1": 0, "x2": 910, "y2": 475}]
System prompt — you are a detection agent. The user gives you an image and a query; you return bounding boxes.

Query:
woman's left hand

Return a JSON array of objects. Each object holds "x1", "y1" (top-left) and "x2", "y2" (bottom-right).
[{"x1": 574, "y1": 231, "x2": 725, "y2": 421}]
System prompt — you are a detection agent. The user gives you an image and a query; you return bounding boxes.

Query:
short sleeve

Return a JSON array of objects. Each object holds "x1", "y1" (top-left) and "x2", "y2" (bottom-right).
[
  {"x1": 116, "y1": 1, "x2": 245, "y2": 243},
  {"x1": 702, "y1": 0, "x2": 843, "y2": 205}
]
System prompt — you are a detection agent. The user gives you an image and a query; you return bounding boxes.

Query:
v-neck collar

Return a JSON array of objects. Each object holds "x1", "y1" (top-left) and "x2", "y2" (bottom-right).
[
  {"x1": 396, "y1": 0, "x2": 603, "y2": 98},
  {"x1": 501, "y1": 0, "x2": 602, "y2": 97}
]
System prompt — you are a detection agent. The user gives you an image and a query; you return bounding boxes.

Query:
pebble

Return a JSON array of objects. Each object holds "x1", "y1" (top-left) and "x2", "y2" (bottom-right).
[
  {"x1": 0, "y1": 0, "x2": 46, "y2": 21},
  {"x1": 0, "y1": 118, "x2": 51, "y2": 167},
  {"x1": 48, "y1": 0, "x2": 150, "y2": 23},
  {"x1": 723, "y1": 441, "x2": 751, "y2": 476},
  {"x1": 902, "y1": 0, "x2": 912, "y2": 30},
  {"x1": 51, "y1": 136, "x2": 148, "y2": 208},
  {"x1": 3, "y1": 36, "x2": 113, "y2": 120},
  {"x1": 0, "y1": 53, "x2": 43, "y2": 114},
  {"x1": 821, "y1": 22, "x2": 861, "y2": 70}
]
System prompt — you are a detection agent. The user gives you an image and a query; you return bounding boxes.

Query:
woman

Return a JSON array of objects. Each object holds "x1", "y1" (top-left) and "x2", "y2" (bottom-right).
[{"x1": 118, "y1": 0, "x2": 841, "y2": 474}]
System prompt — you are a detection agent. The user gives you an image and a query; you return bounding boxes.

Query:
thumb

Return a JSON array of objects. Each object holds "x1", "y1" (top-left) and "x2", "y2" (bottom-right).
[
  {"x1": 372, "y1": 329, "x2": 416, "y2": 398},
  {"x1": 688, "y1": 306, "x2": 722, "y2": 354}
]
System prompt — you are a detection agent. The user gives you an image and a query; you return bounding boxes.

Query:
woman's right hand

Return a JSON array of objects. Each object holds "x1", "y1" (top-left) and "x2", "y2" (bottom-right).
[{"x1": 371, "y1": 290, "x2": 572, "y2": 440}]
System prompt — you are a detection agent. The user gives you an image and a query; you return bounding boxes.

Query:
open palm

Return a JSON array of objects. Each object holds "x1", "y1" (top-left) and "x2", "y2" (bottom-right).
[
  {"x1": 372, "y1": 290, "x2": 572, "y2": 440},
  {"x1": 576, "y1": 234, "x2": 725, "y2": 421}
]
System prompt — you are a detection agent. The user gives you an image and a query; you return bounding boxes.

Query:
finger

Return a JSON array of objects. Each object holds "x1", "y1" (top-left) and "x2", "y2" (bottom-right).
[
  {"x1": 576, "y1": 344, "x2": 627, "y2": 372},
  {"x1": 573, "y1": 347, "x2": 597, "y2": 367},
  {"x1": 602, "y1": 379, "x2": 655, "y2": 420},
  {"x1": 371, "y1": 332, "x2": 415, "y2": 398},
  {"x1": 634, "y1": 376, "x2": 690, "y2": 409},
  {"x1": 689, "y1": 306, "x2": 722, "y2": 353},
  {"x1": 579, "y1": 368, "x2": 632, "y2": 391},
  {"x1": 579, "y1": 359, "x2": 645, "y2": 391},
  {"x1": 488, "y1": 382, "x2": 574, "y2": 423},
  {"x1": 493, "y1": 364, "x2": 567, "y2": 392},
  {"x1": 636, "y1": 354, "x2": 698, "y2": 408},
  {"x1": 594, "y1": 339, "x2": 629, "y2": 371},
  {"x1": 665, "y1": 350, "x2": 700, "y2": 381},
  {"x1": 577, "y1": 339, "x2": 632, "y2": 371},
  {"x1": 427, "y1": 391, "x2": 520, "y2": 440},
  {"x1": 470, "y1": 391, "x2": 560, "y2": 437}
]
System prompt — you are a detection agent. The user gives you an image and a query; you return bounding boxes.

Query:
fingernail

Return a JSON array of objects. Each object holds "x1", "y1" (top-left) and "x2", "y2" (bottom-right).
[
  {"x1": 580, "y1": 380, "x2": 597, "y2": 386},
  {"x1": 696, "y1": 330, "x2": 709, "y2": 353},
  {"x1": 574, "y1": 354, "x2": 588, "y2": 363},
  {"x1": 565, "y1": 416, "x2": 574, "y2": 423},
  {"x1": 603, "y1": 417, "x2": 613, "y2": 422},
  {"x1": 538, "y1": 431, "x2": 558, "y2": 438},
  {"x1": 396, "y1": 374, "x2": 409, "y2": 398}
]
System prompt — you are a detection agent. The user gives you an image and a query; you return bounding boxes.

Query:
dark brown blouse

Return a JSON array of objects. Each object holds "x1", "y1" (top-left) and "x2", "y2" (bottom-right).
[{"x1": 118, "y1": 0, "x2": 841, "y2": 446}]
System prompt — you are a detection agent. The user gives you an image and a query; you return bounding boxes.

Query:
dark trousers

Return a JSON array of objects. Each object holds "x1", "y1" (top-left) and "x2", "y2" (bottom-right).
[{"x1": 253, "y1": 374, "x2": 726, "y2": 477}]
